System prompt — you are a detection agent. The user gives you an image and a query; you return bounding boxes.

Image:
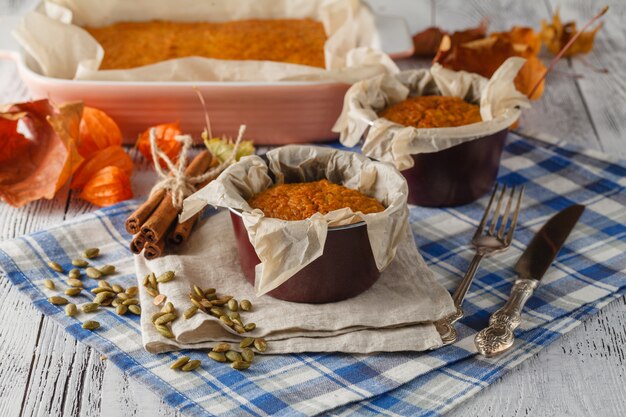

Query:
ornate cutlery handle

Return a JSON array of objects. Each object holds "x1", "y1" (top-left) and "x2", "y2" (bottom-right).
[{"x1": 474, "y1": 278, "x2": 538, "y2": 357}]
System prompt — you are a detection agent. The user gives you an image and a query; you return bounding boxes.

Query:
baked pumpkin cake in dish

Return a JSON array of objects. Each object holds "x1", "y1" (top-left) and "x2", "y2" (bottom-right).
[
  {"x1": 247, "y1": 179, "x2": 385, "y2": 221},
  {"x1": 85, "y1": 18, "x2": 328, "y2": 70},
  {"x1": 378, "y1": 96, "x2": 482, "y2": 129}
]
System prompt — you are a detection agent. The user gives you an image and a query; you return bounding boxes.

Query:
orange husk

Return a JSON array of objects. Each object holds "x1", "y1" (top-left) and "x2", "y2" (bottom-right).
[
  {"x1": 0, "y1": 100, "x2": 83, "y2": 207},
  {"x1": 413, "y1": 20, "x2": 487, "y2": 57},
  {"x1": 491, "y1": 26, "x2": 542, "y2": 56},
  {"x1": 77, "y1": 107, "x2": 122, "y2": 159},
  {"x1": 137, "y1": 122, "x2": 182, "y2": 168},
  {"x1": 541, "y1": 10, "x2": 603, "y2": 57},
  {"x1": 71, "y1": 146, "x2": 133, "y2": 190},
  {"x1": 435, "y1": 36, "x2": 547, "y2": 100},
  {"x1": 79, "y1": 165, "x2": 133, "y2": 207}
]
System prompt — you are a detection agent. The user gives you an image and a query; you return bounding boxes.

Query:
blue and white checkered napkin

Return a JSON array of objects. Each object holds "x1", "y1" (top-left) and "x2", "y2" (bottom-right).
[{"x1": 1, "y1": 132, "x2": 625, "y2": 417}]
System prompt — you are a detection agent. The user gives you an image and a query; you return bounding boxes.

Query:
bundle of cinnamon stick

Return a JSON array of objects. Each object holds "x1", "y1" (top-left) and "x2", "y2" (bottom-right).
[{"x1": 125, "y1": 150, "x2": 218, "y2": 259}]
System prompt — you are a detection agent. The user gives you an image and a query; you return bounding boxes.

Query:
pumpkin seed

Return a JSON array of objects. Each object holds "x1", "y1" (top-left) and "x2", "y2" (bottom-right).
[
  {"x1": 227, "y1": 299, "x2": 238, "y2": 312},
  {"x1": 100, "y1": 297, "x2": 114, "y2": 307},
  {"x1": 233, "y1": 325, "x2": 246, "y2": 334},
  {"x1": 192, "y1": 285, "x2": 204, "y2": 299},
  {"x1": 240, "y1": 337, "x2": 255, "y2": 349},
  {"x1": 100, "y1": 265, "x2": 116, "y2": 275},
  {"x1": 153, "y1": 294, "x2": 167, "y2": 306},
  {"x1": 81, "y1": 302, "x2": 99, "y2": 313},
  {"x1": 164, "y1": 302, "x2": 176, "y2": 313},
  {"x1": 200, "y1": 299, "x2": 213, "y2": 309},
  {"x1": 122, "y1": 298, "x2": 139, "y2": 306},
  {"x1": 241, "y1": 348, "x2": 254, "y2": 363},
  {"x1": 157, "y1": 271, "x2": 175, "y2": 283},
  {"x1": 72, "y1": 259, "x2": 89, "y2": 267},
  {"x1": 240, "y1": 299, "x2": 252, "y2": 311},
  {"x1": 204, "y1": 288, "x2": 216, "y2": 297},
  {"x1": 190, "y1": 298, "x2": 205, "y2": 311},
  {"x1": 128, "y1": 305, "x2": 141, "y2": 315},
  {"x1": 148, "y1": 272, "x2": 158, "y2": 289},
  {"x1": 91, "y1": 287, "x2": 111, "y2": 294},
  {"x1": 155, "y1": 324, "x2": 174, "y2": 338},
  {"x1": 83, "y1": 248, "x2": 99, "y2": 259},
  {"x1": 65, "y1": 303, "x2": 78, "y2": 317},
  {"x1": 212, "y1": 297, "x2": 231, "y2": 306},
  {"x1": 112, "y1": 298, "x2": 121, "y2": 307},
  {"x1": 111, "y1": 284, "x2": 124, "y2": 293},
  {"x1": 116, "y1": 292, "x2": 130, "y2": 301},
  {"x1": 152, "y1": 311, "x2": 167, "y2": 323},
  {"x1": 228, "y1": 312, "x2": 240, "y2": 320},
  {"x1": 146, "y1": 287, "x2": 159, "y2": 297},
  {"x1": 43, "y1": 279, "x2": 55, "y2": 290},
  {"x1": 155, "y1": 313, "x2": 177, "y2": 325},
  {"x1": 232, "y1": 318, "x2": 243, "y2": 327},
  {"x1": 142, "y1": 273, "x2": 150, "y2": 287},
  {"x1": 69, "y1": 269, "x2": 81, "y2": 279},
  {"x1": 231, "y1": 360, "x2": 250, "y2": 371},
  {"x1": 244, "y1": 323, "x2": 257, "y2": 332},
  {"x1": 49, "y1": 296, "x2": 68, "y2": 305},
  {"x1": 181, "y1": 359, "x2": 201, "y2": 372},
  {"x1": 225, "y1": 351, "x2": 243, "y2": 362},
  {"x1": 82, "y1": 320, "x2": 100, "y2": 330},
  {"x1": 170, "y1": 356, "x2": 190, "y2": 370},
  {"x1": 65, "y1": 287, "x2": 82, "y2": 296},
  {"x1": 85, "y1": 267, "x2": 102, "y2": 279},
  {"x1": 67, "y1": 278, "x2": 83, "y2": 288},
  {"x1": 126, "y1": 286, "x2": 138, "y2": 297},
  {"x1": 210, "y1": 307, "x2": 225, "y2": 317},
  {"x1": 94, "y1": 292, "x2": 115, "y2": 305},
  {"x1": 219, "y1": 315, "x2": 234, "y2": 326},
  {"x1": 208, "y1": 351, "x2": 226, "y2": 362},
  {"x1": 48, "y1": 261, "x2": 64, "y2": 273},
  {"x1": 184, "y1": 306, "x2": 198, "y2": 319},
  {"x1": 254, "y1": 338, "x2": 267, "y2": 352},
  {"x1": 212, "y1": 343, "x2": 231, "y2": 353},
  {"x1": 116, "y1": 304, "x2": 128, "y2": 315},
  {"x1": 206, "y1": 293, "x2": 217, "y2": 301},
  {"x1": 98, "y1": 280, "x2": 111, "y2": 288}
]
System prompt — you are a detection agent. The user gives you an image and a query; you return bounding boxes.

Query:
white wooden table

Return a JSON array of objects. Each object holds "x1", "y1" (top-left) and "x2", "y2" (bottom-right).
[{"x1": 1, "y1": 1, "x2": 625, "y2": 416}]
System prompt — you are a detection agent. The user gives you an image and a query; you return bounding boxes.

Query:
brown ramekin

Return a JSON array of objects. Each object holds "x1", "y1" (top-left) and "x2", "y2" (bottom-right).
[
  {"x1": 402, "y1": 128, "x2": 508, "y2": 207},
  {"x1": 229, "y1": 209, "x2": 380, "y2": 303}
]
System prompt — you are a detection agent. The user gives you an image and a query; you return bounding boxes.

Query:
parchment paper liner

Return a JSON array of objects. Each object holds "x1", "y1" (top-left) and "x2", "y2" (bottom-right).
[
  {"x1": 333, "y1": 57, "x2": 532, "y2": 170},
  {"x1": 14, "y1": 0, "x2": 399, "y2": 83},
  {"x1": 181, "y1": 145, "x2": 409, "y2": 296}
]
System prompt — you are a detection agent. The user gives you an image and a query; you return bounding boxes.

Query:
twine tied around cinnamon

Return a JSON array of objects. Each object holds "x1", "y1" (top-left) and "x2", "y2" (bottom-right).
[{"x1": 149, "y1": 125, "x2": 246, "y2": 209}]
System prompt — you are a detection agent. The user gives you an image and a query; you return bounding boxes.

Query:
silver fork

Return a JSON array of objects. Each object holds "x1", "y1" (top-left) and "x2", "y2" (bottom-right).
[{"x1": 434, "y1": 184, "x2": 525, "y2": 345}]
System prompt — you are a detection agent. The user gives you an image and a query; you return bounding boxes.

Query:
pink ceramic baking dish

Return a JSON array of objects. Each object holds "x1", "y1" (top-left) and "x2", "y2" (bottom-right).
[{"x1": 0, "y1": 15, "x2": 414, "y2": 145}]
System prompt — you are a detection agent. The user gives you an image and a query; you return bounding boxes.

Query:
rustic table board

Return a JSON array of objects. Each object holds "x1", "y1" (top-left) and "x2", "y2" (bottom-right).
[{"x1": 0, "y1": 0, "x2": 624, "y2": 416}]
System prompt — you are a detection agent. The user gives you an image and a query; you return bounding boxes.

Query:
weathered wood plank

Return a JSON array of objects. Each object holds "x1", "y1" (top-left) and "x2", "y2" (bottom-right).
[{"x1": 552, "y1": 0, "x2": 626, "y2": 157}]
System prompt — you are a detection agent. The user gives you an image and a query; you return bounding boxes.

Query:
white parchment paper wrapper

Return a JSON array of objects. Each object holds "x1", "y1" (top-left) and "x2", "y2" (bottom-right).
[
  {"x1": 181, "y1": 145, "x2": 409, "y2": 296},
  {"x1": 135, "y1": 211, "x2": 456, "y2": 354},
  {"x1": 14, "y1": 0, "x2": 399, "y2": 83},
  {"x1": 333, "y1": 57, "x2": 532, "y2": 170}
]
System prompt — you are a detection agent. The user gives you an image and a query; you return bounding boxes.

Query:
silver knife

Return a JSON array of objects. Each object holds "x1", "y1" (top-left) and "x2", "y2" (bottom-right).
[{"x1": 474, "y1": 204, "x2": 585, "y2": 357}]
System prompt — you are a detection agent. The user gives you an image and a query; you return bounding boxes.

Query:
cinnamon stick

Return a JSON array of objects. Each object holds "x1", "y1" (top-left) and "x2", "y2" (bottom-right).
[
  {"x1": 141, "y1": 151, "x2": 213, "y2": 243},
  {"x1": 144, "y1": 237, "x2": 166, "y2": 260},
  {"x1": 125, "y1": 189, "x2": 166, "y2": 234},
  {"x1": 130, "y1": 233, "x2": 147, "y2": 254},
  {"x1": 167, "y1": 158, "x2": 220, "y2": 245}
]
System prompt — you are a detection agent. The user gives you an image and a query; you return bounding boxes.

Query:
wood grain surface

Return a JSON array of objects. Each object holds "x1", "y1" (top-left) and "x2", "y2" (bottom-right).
[{"x1": 0, "y1": 0, "x2": 624, "y2": 416}]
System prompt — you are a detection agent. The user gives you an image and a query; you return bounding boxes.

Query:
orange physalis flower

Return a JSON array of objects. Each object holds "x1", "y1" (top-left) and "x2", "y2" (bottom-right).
[
  {"x1": 136, "y1": 122, "x2": 182, "y2": 168},
  {"x1": 540, "y1": 10, "x2": 603, "y2": 57},
  {"x1": 491, "y1": 26, "x2": 542, "y2": 56},
  {"x1": 77, "y1": 106, "x2": 122, "y2": 159},
  {"x1": 79, "y1": 166, "x2": 133, "y2": 207},
  {"x1": 413, "y1": 20, "x2": 488, "y2": 57},
  {"x1": 0, "y1": 100, "x2": 83, "y2": 207},
  {"x1": 71, "y1": 146, "x2": 133, "y2": 190},
  {"x1": 435, "y1": 35, "x2": 547, "y2": 100}
]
